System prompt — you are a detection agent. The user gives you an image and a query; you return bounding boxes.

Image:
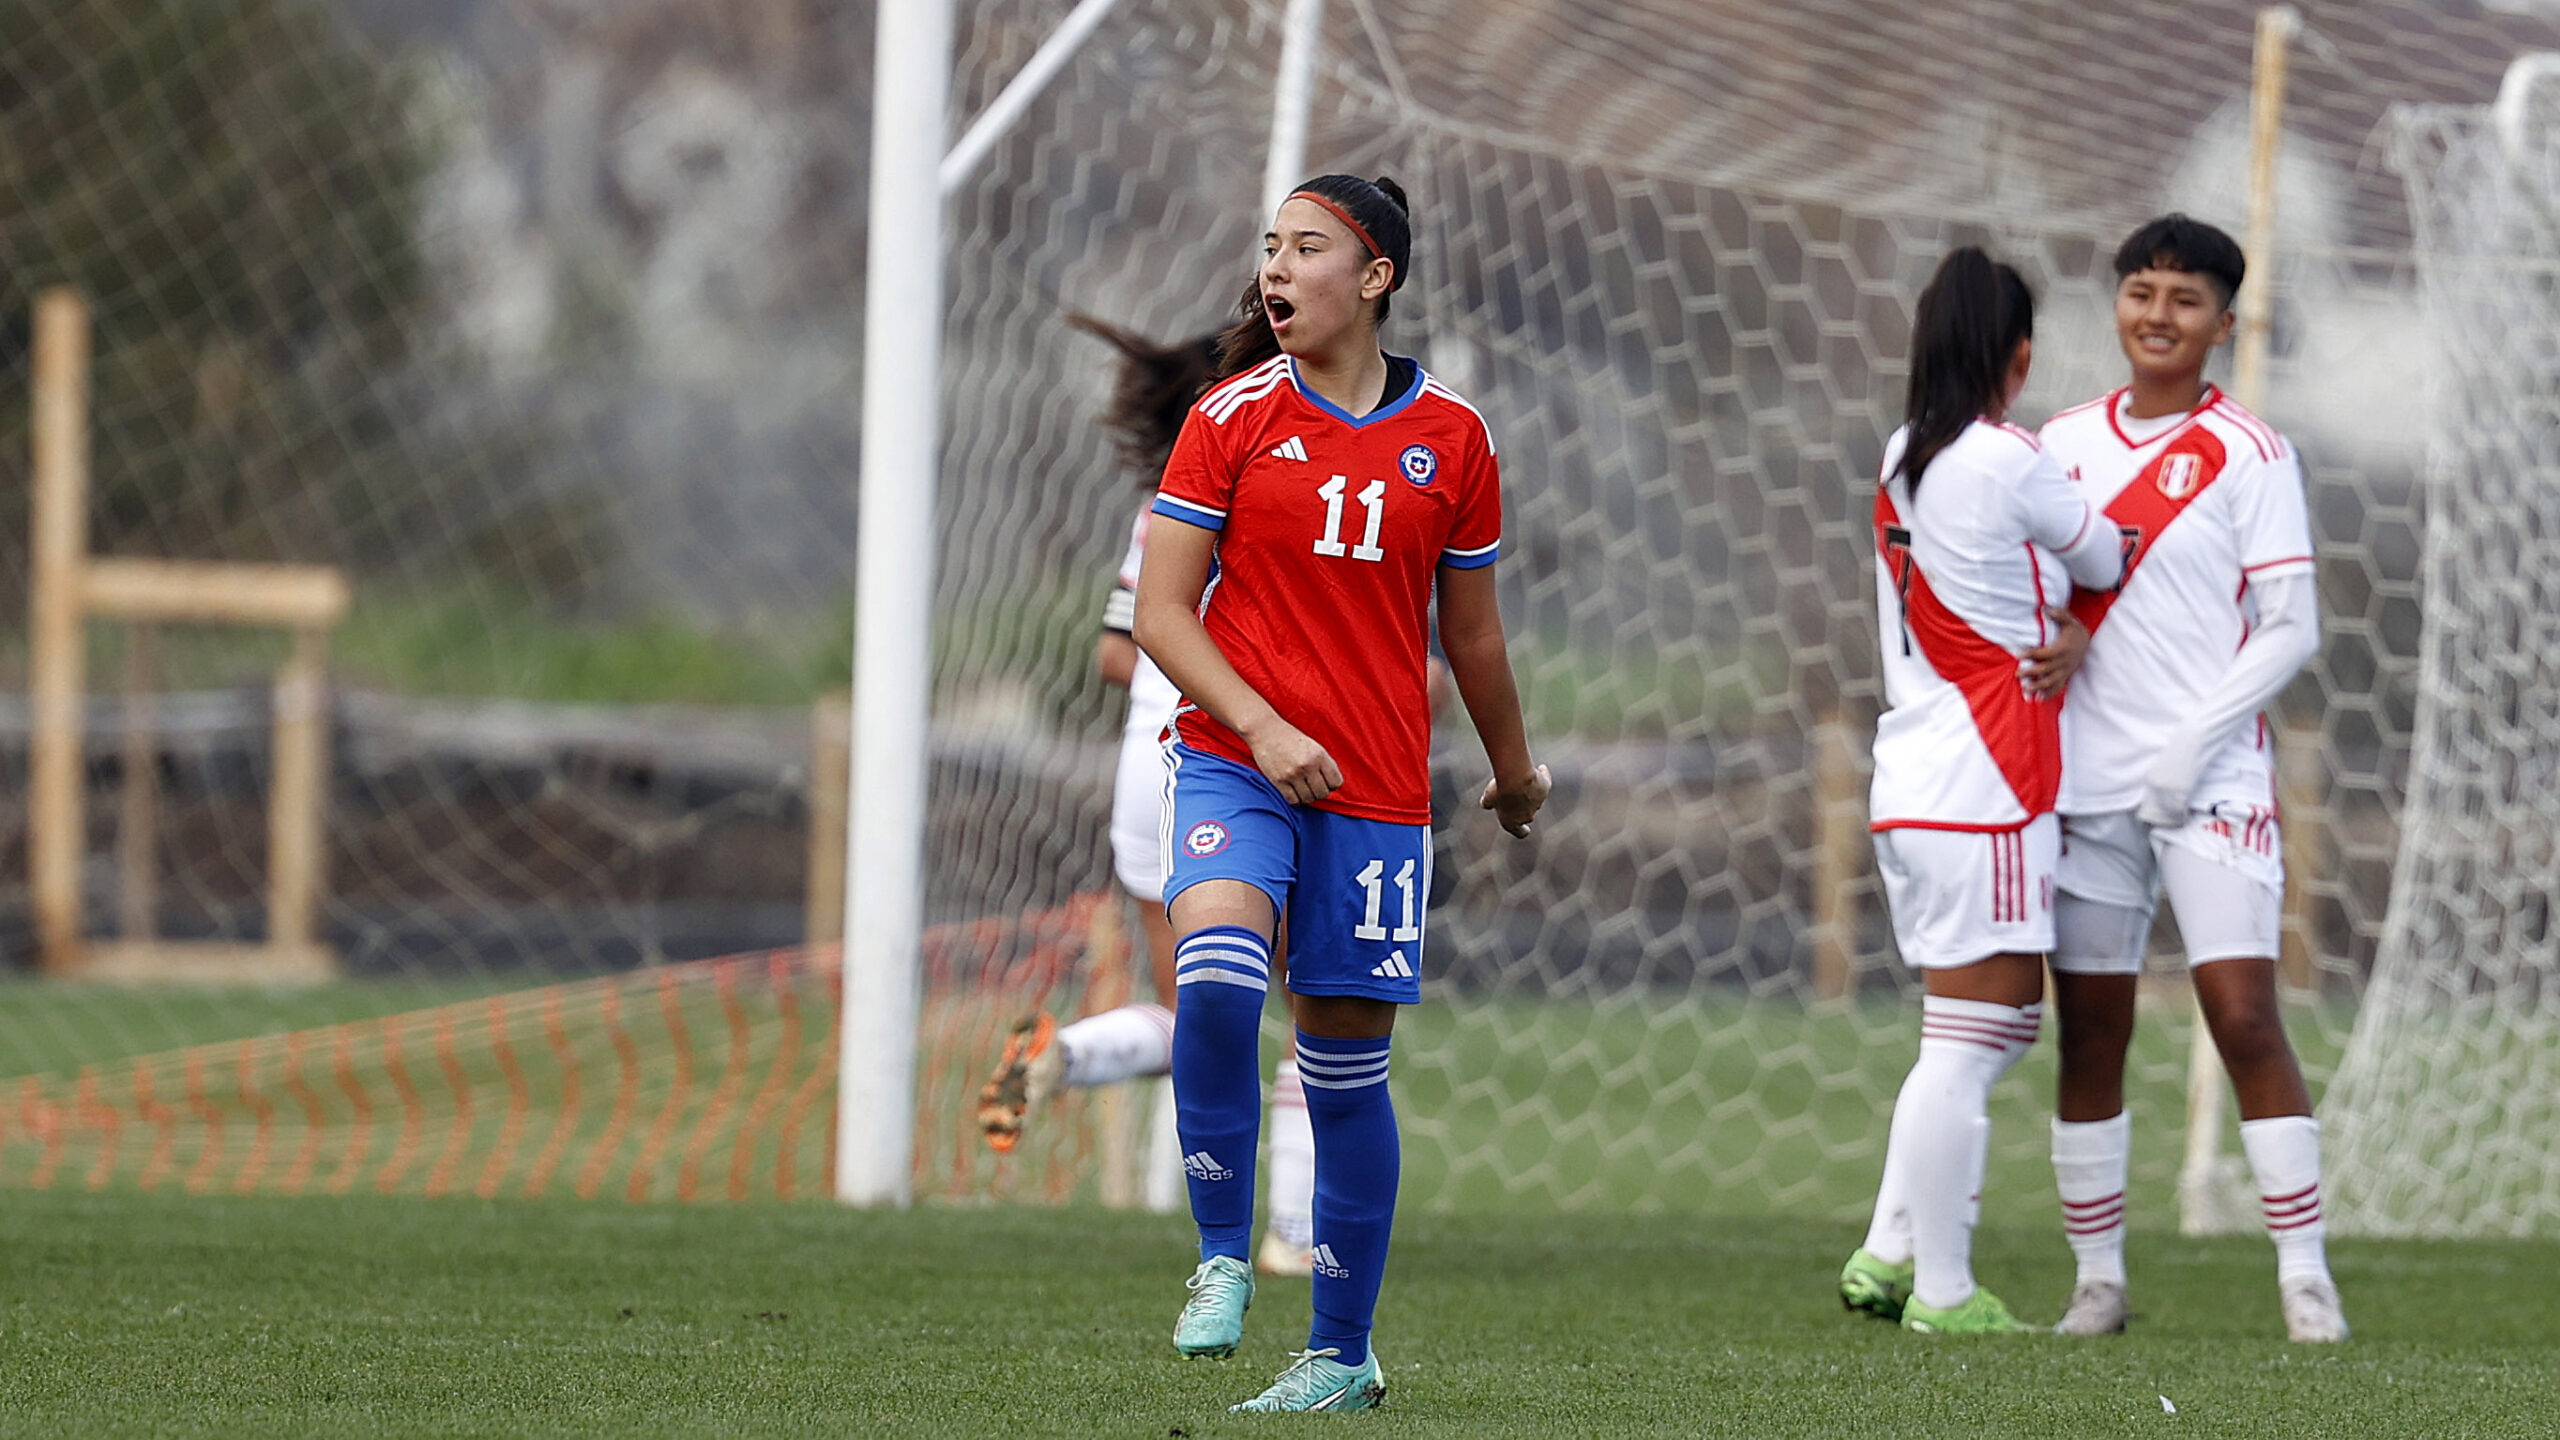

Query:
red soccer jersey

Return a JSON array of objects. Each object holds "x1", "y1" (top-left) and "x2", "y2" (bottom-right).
[{"x1": 1152, "y1": 353, "x2": 1504, "y2": 823}]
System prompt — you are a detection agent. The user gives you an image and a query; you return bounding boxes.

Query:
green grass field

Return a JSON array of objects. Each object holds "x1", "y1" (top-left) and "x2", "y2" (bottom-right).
[
  {"x1": 0, "y1": 981, "x2": 2545, "y2": 1435},
  {"x1": 3, "y1": 1192, "x2": 2557, "y2": 1438}
]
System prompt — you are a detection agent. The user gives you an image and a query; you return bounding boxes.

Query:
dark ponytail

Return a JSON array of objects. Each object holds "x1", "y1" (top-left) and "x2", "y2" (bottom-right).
[
  {"x1": 1213, "y1": 173, "x2": 1414, "y2": 380},
  {"x1": 1066, "y1": 314, "x2": 1222, "y2": 480},
  {"x1": 1898, "y1": 246, "x2": 2034, "y2": 491}
]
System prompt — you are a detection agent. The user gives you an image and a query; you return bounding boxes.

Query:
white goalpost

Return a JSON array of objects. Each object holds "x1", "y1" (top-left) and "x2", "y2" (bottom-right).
[
  {"x1": 837, "y1": 0, "x2": 952, "y2": 1208},
  {"x1": 836, "y1": 0, "x2": 1327, "y2": 1207}
]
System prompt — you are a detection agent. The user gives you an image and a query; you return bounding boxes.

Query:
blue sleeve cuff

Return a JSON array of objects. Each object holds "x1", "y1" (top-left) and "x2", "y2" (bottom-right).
[{"x1": 1151, "y1": 495, "x2": 1226, "y2": 532}]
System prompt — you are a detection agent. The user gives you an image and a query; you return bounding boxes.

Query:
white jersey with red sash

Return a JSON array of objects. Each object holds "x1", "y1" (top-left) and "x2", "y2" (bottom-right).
[
  {"x1": 1870, "y1": 420, "x2": 2104, "y2": 832},
  {"x1": 2039, "y1": 387, "x2": 2314, "y2": 815}
]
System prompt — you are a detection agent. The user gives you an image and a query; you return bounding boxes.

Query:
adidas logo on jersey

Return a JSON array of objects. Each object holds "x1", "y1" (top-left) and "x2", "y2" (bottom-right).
[
  {"x1": 1309, "y1": 1243, "x2": 1351, "y2": 1279},
  {"x1": 1269, "y1": 435, "x2": 1309, "y2": 462},
  {"x1": 1182, "y1": 1150, "x2": 1234, "y2": 1182},
  {"x1": 1369, "y1": 950, "x2": 1415, "y2": 980}
]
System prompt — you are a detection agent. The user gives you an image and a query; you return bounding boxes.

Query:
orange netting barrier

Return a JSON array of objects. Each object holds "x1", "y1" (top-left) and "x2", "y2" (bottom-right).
[{"x1": 0, "y1": 894, "x2": 1137, "y2": 1204}]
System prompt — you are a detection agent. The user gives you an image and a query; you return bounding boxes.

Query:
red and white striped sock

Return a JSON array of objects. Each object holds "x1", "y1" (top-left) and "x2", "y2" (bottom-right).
[
  {"x1": 1864, "y1": 997, "x2": 2041, "y2": 1265},
  {"x1": 2052, "y1": 1112, "x2": 2131, "y2": 1286},
  {"x1": 1895, "y1": 995, "x2": 2042, "y2": 1309},
  {"x1": 2240, "y1": 1114, "x2": 2330, "y2": 1284}
]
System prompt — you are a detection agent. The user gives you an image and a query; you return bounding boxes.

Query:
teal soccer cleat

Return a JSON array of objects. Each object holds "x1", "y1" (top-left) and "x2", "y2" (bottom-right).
[
  {"x1": 1838, "y1": 1247, "x2": 1915, "y2": 1322},
  {"x1": 1230, "y1": 1348, "x2": 1387, "y2": 1412},
  {"x1": 1173, "y1": 1255, "x2": 1254, "y2": 1358}
]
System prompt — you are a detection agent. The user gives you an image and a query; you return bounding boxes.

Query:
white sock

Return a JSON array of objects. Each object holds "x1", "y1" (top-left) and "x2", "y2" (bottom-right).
[
  {"x1": 1142, "y1": 1077, "x2": 1183, "y2": 1214},
  {"x1": 1056, "y1": 1003, "x2": 1174, "y2": 1087},
  {"x1": 1860, "y1": 1118, "x2": 1917, "y2": 1265},
  {"x1": 2052, "y1": 1112, "x2": 2131, "y2": 1286},
  {"x1": 2240, "y1": 1114, "x2": 2330, "y2": 1284},
  {"x1": 1896, "y1": 996, "x2": 2040, "y2": 1310},
  {"x1": 1264, "y1": 1058, "x2": 1315, "y2": 1249},
  {"x1": 1863, "y1": 994, "x2": 2037, "y2": 1260}
]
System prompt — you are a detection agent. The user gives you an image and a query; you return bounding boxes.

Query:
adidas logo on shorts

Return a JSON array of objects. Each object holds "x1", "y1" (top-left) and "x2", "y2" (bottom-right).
[
  {"x1": 1309, "y1": 1243, "x2": 1351, "y2": 1279},
  {"x1": 1182, "y1": 1150, "x2": 1234, "y2": 1182},
  {"x1": 1369, "y1": 950, "x2": 1415, "y2": 980}
]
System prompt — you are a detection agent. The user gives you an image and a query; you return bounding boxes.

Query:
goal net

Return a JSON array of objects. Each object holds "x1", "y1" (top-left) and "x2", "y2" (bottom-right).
[
  {"x1": 911, "y1": 0, "x2": 2545, "y2": 1223},
  {"x1": 2322, "y1": 67, "x2": 2560, "y2": 1238},
  {"x1": 0, "y1": 0, "x2": 2552, "y2": 1228}
]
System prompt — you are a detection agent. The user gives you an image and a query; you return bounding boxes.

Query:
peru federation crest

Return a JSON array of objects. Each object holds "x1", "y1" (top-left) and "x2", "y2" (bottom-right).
[{"x1": 2156, "y1": 451, "x2": 2202, "y2": 499}]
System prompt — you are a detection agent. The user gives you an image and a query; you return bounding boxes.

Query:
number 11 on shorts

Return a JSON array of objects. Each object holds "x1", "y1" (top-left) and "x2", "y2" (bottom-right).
[{"x1": 1353, "y1": 858, "x2": 1422, "y2": 942}]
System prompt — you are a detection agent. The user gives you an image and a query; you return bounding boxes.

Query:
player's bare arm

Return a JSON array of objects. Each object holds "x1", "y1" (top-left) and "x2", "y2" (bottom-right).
[
  {"x1": 1435, "y1": 563, "x2": 1549, "y2": 837},
  {"x1": 1132, "y1": 512, "x2": 1343, "y2": 804},
  {"x1": 1094, "y1": 629, "x2": 1137, "y2": 688}
]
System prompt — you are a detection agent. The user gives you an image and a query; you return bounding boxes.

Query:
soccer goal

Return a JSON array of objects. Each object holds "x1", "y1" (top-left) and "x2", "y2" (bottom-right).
[
  {"x1": 846, "y1": 0, "x2": 2560, "y2": 1232},
  {"x1": 5, "y1": 0, "x2": 2551, "y2": 1235},
  {"x1": 2321, "y1": 54, "x2": 2560, "y2": 1238}
]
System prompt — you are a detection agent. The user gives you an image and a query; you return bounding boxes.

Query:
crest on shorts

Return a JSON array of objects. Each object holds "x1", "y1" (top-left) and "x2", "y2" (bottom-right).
[
  {"x1": 2156, "y1": 452, "x2": 2202, "y2": 499},
  {"x1": 1183, "y1": 820, "x2": 1231, "y2": 857},
  {"x1": 1398, "y1": 443, "x2": 1438, "y2": 486}
]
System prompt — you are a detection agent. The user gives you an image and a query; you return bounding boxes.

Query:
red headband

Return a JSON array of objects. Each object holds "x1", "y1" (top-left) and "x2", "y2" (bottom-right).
[{"x1": 1286, "y1": 189, "x2": 1386, "y2": 272}]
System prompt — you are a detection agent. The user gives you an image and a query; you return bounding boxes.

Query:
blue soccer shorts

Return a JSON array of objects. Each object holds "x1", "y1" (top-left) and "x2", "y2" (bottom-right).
[{"x1": 1160, "y1": 743, "x2": 1431, "y2": 1004}]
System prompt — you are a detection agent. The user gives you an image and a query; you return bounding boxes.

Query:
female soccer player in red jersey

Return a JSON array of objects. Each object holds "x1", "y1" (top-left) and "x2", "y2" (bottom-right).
[
  {"x1": 1134, "y1": 173, "x2": 1549, "y2": 1412},
  {"x1": 1835, "y1": 246, "x2": 2122, "y2": 1336}
]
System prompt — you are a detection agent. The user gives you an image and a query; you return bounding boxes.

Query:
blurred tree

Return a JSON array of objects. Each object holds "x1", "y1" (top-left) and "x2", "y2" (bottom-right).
[{"x1": 0, "y1": 0, "x2": 428, "y2": 606}]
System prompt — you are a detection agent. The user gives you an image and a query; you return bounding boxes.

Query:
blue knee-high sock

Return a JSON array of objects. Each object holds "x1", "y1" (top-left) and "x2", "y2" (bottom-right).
[
  {"x1": 1171, "y1": 925, "x2": 1270, "y2": 1263},
  {"x1": 1298, "y1": 1030, "x2": 1398, "y2": 1368}
]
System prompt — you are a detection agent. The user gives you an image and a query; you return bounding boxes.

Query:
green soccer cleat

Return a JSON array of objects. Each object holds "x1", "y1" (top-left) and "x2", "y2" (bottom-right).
[
  {"x1": 1839, "y1": 1248, "x2": 1915, "y2": 1322},
  {"x1": 1229, "y1": 1348, "x2": 1387, "y2": 1413},
  {"x1": 1901, "y1": 1286, "x2": 2032, "y2": 1335},
  {"x1": 1173, "y1": 1255, "x2": 1254, "y2": 1358}
]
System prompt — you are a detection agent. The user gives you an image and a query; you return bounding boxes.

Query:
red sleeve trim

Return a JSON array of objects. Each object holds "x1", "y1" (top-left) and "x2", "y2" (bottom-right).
[
  {"x1": 2047, "y1": 390, "x2": 2118, "y2": 424},
  {"x1": 2209, "y1": 395, "x2": 2286, "y2": 462},
  {"x1": 2241, "y1": 555, "x2": 2314, "y2": 574}
]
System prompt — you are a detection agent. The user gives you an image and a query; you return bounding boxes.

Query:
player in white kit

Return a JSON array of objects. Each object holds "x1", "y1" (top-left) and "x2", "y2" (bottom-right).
[
  {"x1": 2035, "y1": 216, "x2": 2346, "y2": 1343},
  {"x1": 1838, "y1": 247, "x2": 2123, "y2": 1335},
  {"x1": 977, "y1": 317, "x2": 1317, "y2": 1276}
]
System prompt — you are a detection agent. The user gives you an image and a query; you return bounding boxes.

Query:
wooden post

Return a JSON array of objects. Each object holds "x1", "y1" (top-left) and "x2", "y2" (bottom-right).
[
  {"x1": 30, "y1": 288, "x2": 91, "y2": 974},
  {"x1": 1809, "y1": 714, "x2": 1863, "y2": 1003},
  {"x1": 2181, "y1": 3, "x2": 2299, "y2": 1236},
  {"x1": 2275, "y1": 742, "x2": 2321, "y2": 990},
  {"x1": 266, "y1": 626, "x2": 330, "y2": 956},
  {"x1": 805, "y1": 690, "x2": 852, "y2": 946},
  {"x1": 23, "y1": 288, "x2": 346, "y2": 986},
  {"x1": 118, "y1": 626, "x2": 160, "y2": 942}
]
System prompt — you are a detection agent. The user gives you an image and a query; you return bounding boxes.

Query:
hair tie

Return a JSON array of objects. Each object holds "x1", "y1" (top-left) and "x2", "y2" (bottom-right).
[{"x1": 1287, "y1": 189, "x2": 1385, "y2": 269}]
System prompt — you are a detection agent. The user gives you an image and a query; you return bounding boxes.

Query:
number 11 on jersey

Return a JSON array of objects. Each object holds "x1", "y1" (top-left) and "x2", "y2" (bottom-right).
[
  {"x1": 1315, "y1": 476, "x2": 1387, "y2": 562},
  {"x1": 1352, "y1": 857, "x2": 1422, "y2": 942}
]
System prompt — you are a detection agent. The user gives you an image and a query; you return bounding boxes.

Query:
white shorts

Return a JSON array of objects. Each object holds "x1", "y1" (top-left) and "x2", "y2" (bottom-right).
[
  {"x1": 2051, "y1": 806, "x2": 2284, "y2": 974},
  {"x1": 1110, "y1": 721, "x2": 1171, "y2": 900},
  {"x1": 1872, "y1": 815, "x2": 2058, "y2": 970}
]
